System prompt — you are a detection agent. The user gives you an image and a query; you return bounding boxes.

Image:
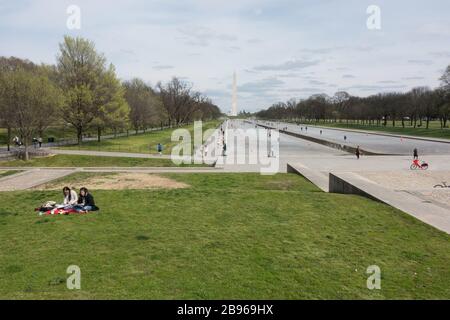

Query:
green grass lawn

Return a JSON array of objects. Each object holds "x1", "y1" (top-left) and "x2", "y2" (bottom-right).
[
  {"x1": 300, "y1": 121, "x2": 450, "y2": 140},
  {"x1": 0, "y1": 154, "x2": 207, "y2": 167},
  {"x1": 0, "y1": 170, "x2": 21, "y2": 178},
  {"x1": 0, "y1": 173, "x2": 449, "y2": 299},
  {"x1": 57, "y1": 121, "x2": 221, "y2": 154}
]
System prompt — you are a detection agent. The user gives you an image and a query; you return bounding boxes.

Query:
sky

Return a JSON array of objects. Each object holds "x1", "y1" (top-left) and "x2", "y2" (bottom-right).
[{"x1": 0, "y1": 0, "x2": 449, "y2": 113}]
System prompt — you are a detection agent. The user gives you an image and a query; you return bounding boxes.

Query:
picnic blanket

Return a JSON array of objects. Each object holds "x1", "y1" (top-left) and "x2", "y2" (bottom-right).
[
  {"x1": 36, "y1": 208, "x2": 79, "y2": 215},
  {"x1": 35, "y1": 203, "x2": 97, "y2": 216},
  {"x1": 35, "y1": 207, "x2": 88, "y2": 215}
]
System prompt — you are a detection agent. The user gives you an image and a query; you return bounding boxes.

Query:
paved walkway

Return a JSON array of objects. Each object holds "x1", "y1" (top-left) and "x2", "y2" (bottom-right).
[
  {"x1": 331, "y1": 171, "x2": 450, "y2": 234},
  {"x1": 287, "y1": 155, "x2": 450, "y2": 234},
  {"x1": 0, "y1": 169, "x2": 74, "y2": 191},
  {"x1": 217, "y1": 120, "x2": 345, "y2": 173}
]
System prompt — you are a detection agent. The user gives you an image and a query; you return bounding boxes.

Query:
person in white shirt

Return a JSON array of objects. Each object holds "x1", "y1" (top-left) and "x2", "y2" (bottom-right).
[{"x1": 62, "y1": 186, "x2": 78, "y2": 207}]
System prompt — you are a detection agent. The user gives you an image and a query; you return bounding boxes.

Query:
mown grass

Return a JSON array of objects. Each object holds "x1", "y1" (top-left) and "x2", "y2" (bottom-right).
[
  {"x1": 57, "y1": 121, "x2": 221, "y2": 154},
  {"x1": 0, "y1": 173, "x2": 449, "y2": 299},
  {"x1": 0, "y1": 154, "x2": 208, "y2": 167},
  {"x1": 0, "y1": 170, "x2": 21, "y2": 178}
]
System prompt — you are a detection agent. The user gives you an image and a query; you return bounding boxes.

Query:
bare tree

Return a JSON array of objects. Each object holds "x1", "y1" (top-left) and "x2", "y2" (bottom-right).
[{"x1": 157, "y1": 77, "x2": 198, "y2": 126}]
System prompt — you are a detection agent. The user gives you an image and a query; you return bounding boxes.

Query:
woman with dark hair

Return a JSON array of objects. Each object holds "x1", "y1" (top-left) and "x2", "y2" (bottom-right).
[
  {"x1": 63, "y1": 186, "x2": 78, "y2": 207},
  {"x1": 74, "y1": 187, "x2": 99, "y2": 213}
]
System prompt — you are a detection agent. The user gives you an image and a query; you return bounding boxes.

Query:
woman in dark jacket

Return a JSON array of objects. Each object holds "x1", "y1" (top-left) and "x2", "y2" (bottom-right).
[{"x1": 75, "y1": 187, "x2": 99, "y2": 212}]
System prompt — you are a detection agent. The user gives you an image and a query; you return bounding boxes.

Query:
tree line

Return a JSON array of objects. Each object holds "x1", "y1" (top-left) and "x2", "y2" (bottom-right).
[
  {"x1": 256, "y1": 66, "x2": 450, "y2": 129},
  {"x1": 0, "y1": 36, "x2": 222, "y2": 159}
]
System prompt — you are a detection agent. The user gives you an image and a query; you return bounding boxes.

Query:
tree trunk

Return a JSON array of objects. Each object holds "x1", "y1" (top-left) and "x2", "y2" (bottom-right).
[
  {"x1": 77, "y1": 128, "x2": 83, "y2": 145},
  {"x1": 97, "y1": 127, "x2": 101, "y2": 142},
  {"x1": 7, "y1": 127, "x2": 11, "y2": 151},
  {"x1": 24, "y1": 141, "x2": 29, "y2": 161}
]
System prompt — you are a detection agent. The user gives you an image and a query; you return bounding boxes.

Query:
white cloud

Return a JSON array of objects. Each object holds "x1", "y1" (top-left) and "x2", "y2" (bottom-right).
[{"x1": 0, "y1": 0, "x2": 448, "y2": 112}]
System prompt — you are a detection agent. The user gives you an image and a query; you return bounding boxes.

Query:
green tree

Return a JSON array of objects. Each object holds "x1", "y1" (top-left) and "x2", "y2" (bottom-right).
[
  {"x1": 0, "y1": 57, "x2": 38, "y2": 151},
  {"x1": 57, "y1": 36, "x2": 126, "y2": 144},
  {"x1": 123, "y1": 78, "x2": 166, "y2": 134},
  {"x1": 92, "y1": 66, "x2": 130, "y2": 141},
  {"x1": 0, "y1": 68, "x2": 61, "y2": 160}
]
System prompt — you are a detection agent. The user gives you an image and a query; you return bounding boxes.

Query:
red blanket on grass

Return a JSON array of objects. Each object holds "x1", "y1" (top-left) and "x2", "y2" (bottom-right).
[{"x1": 35, "y1": 208, "x2": 90, "y2": 215}]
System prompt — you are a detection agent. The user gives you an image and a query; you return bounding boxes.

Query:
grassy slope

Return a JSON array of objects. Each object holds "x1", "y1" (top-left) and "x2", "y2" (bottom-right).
[
  {"x1": 0, "y1": 170, "x2": 21, "y2": 178},
  {"x1": 0, "y1": 154, "x2": 207, "y2": 167},
  {"x1": 58, "y1": 121, "x2": 221, "y2": 154},
  {"x1": 300, "y1": 121, "x2": 450, "y2": 140},
  {"x1": 0, "y1": 173, "x2": 449, "y2": 299}
]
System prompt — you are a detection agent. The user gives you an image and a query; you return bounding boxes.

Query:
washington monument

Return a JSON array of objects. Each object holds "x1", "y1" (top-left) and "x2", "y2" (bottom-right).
[{"x1": 231, "y1": 71, "x2": 238, "y2": 116}]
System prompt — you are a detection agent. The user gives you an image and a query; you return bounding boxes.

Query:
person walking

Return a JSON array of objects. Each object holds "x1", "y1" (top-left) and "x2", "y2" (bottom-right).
[
  {"x1": 38, "y1": 137, "x2": 42, "y2": 148},
  {"x1": 157, "y1": 143, "x2": 163, "y2": 155},
  {"x1": 13, "y1": 136, "x2": 19, "y2": 147},
  {"x1": 413, "y1": 148, "x2": 418, "y2": 160},
  {"x1": 356, "y1": 146, "x2": 361, "y2": 159}
]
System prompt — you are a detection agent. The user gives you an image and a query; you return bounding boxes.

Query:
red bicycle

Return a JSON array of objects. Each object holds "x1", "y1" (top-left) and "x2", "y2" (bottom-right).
[{"x1": 410, "y1": 159, "x2": 429, "y2": 170}]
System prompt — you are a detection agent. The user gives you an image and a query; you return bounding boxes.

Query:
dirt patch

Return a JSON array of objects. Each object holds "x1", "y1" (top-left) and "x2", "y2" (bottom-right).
[{"x1": 34, "y1": 173, "x2": 189, "y2": 190}]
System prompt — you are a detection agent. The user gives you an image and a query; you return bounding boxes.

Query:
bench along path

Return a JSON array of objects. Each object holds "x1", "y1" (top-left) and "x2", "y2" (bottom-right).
[{"x1": 0, "y1": 169, "x2": 74, "y2": 191}]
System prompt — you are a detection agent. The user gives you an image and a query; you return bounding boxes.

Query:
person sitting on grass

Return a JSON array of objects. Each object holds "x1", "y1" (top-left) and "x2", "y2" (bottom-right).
[
  {"x1": 74, "y1": 187, "x2": 99, "y2": 213},
  {"x1": 63, "y1": 186, "x2": 78, "y2": 208}
]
